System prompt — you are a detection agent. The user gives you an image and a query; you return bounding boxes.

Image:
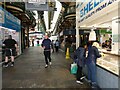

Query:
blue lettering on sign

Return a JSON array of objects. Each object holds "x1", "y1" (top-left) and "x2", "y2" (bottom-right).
[
  {"x1": 76, "y1": 2, "x2": 84, "y2": 8},
  {"x1": 80, "y1": 9, "x2": 84, "y2": 17},
  {"x1": 89, "y1": 0, "x2": 94, "y2": 11},
  {"x1": 79, "y1": 0, "x2": 117, "y2": 23},
  {"x1": 84, "y1": 4, "x2": 89, "y2": 16},
  {"x1": 94, "y1": 0, "x2": 100, "y2": 8},
  {"x1": 80, "y1": 0, "x2": 104, "y2": 18},
  {"x1": 108, "y1": 0, "x2": 112, "y2": 5}
]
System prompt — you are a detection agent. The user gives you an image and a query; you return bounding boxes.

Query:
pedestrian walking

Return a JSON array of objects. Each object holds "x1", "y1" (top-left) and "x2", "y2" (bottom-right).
[
  {"x1": 32, "y1": 39, "x2": 34, "y2": 47},
  {"x1": 55, "y1": 40, "x2": 59, "y2": 52},
  {"x1": 3, "y1": 35, "x2": 18, "y2": 67},
  {"x1": 74, "y1": 43, "x2": 87, "y2": 84},
  {"x1": 86, "y1": 41, "x2": 101, "y2": 88},
  {"x1": 41, "y1": 35, "x2": 52, "y2": 68},
  {"x1": 37, "y1": 39, "x2": 40, "y2": 46}
]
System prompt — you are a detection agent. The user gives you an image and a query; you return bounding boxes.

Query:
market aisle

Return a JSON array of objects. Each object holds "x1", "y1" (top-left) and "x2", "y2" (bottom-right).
[{"x1": 2, "y1": 47, "x2": 90, "y2": 88}]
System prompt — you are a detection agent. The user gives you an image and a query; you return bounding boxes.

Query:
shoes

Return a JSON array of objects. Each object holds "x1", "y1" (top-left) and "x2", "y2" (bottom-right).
[
  {"x1": 91, "y1": 86, "x2": 96, "y2": 88},
  {"x1": 91, "y1": 82, "x2": 97, "y2": 88},
  {"x1": 88, "y1": 80, "x2": 91, "y2": 83},
  {"x1": 80, "y1": 76, "x2": 85, "y2": 80},
  {"x1": 85, "y1": 78, "x2": 91, "y2": 83},
  {"x1": 3, "y1": 64, "x2": 8, "y2": 68},
  {"x1": 11, "y1": 64, "x2": 14, "y2": 67},
  {"x1": 3, "y1": 62, "x2": 8, "y2": 68},
  {"x1": 49, "y1": 62, "x2": 52, "y2": 65},
  {"x1": 76, "y1": 80, "x2": 83, "y2": 84},
  {"x1": 11, "y1": 62, "x2": 14, "y2": 67},
  {"x1": 45, "y1": 65, "x2": 48, "y2": 68}
]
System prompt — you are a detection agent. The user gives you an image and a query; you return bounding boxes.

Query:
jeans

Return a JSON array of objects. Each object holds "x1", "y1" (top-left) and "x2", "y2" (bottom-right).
[
  {"x1": 44, "y1": 51, "x2": 51, "y2": 65},
  {"x1": 87, "y1": 62, "x2": 97, "y2": 84}
]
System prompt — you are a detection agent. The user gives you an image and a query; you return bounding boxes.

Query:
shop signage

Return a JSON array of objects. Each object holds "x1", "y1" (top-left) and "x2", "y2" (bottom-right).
[
  {"x1": 0, "y1": 7, "x2": 21, "y2": 32},
  {"x1": 79, "y1": 30, "x2": 91, "y2": 34},
  {"x1": 25, "y1": 2, "x2": 55, "y2": 11},
  {"x1": 79, "y1": 0, "x2": 117, "y2": 23},
  {"x1": 100, "y1": 29, "x2": 112, "y2": 34},
  {"x1": 79, "y1": 30, "x2": 99, "y2": 35}
]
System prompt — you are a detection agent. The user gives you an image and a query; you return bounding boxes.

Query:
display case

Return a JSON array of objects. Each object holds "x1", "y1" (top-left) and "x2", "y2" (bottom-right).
[{"x1": 97, "y1": 50, "x2": 119, "y2": 75}]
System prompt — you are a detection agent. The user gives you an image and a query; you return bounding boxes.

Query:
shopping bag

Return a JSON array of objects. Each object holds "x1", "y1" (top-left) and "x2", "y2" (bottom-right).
[{"x1": 71, "y1": 63, "x2": 78, "y2": 74}]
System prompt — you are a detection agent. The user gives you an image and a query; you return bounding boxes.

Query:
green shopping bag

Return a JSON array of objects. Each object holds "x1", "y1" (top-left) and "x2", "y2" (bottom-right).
[{"x1": 71, "y1": 63, "x2": 78, "y2": 74}]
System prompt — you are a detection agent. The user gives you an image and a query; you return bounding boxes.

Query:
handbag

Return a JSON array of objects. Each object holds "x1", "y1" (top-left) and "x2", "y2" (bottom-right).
[{"x1": 70, "y1": 62, "x2": 78, "y2": 74}]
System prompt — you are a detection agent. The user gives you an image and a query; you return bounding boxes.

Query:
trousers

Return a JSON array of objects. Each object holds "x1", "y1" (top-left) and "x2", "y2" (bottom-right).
[
  {"x1": 44, "y1": 51, "x2": 51, "y2": 65},
  {"x1": 76, "y1": 65, "x2": 82, "y2": 81}
]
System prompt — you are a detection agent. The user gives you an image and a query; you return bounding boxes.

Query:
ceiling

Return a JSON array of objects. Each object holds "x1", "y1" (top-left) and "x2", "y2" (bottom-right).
[
  {"x1": 1, "y1": 2, "x2": 36, "y2": 28},
  {"x1": 1, "y1": 1, "x2": 76, "y2": 35}
]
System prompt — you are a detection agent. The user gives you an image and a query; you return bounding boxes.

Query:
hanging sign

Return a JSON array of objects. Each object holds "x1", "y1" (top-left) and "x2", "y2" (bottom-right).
[{"x1": 0, "y1": 7, "x2": 21, "y2": 32}]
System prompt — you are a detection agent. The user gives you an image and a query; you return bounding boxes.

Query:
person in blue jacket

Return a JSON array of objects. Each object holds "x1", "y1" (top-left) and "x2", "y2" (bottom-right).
[
  {"x1": 86, "y1": 41, "x2": 101, "y2": 88},
  {"x1": 74, "y1": 43, "x2": 87, "y2": 84},
  {"x1": 42, "y1": 35, "x2": 52, "y2": 68}
]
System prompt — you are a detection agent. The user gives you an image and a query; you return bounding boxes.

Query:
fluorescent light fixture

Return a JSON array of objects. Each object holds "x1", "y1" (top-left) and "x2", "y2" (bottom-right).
[{"x1": 44, "y1": 11, "x2": 48, "y2": 30}]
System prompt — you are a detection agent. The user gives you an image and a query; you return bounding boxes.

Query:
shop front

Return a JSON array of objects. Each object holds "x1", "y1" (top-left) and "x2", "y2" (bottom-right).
[
  {"x1": 0, "y1": 6, "x2": 21, "y2": 61},
  {"x1": 76, "y1": 0, "x2": 120, "y2": 88}
]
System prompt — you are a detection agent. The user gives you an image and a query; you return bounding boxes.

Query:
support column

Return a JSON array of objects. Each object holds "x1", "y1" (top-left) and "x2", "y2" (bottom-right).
[
  {"x1": 76, "y1": 21, "x2": 80, "y2": 49},
  {"x1": 38, "y1": 11, "x2": 40, "y2": 31},
  {"x1": 26, "y1": 26, "x2": 30, "y2": 48},
  {"x1": 112, "y1": 17, "x2": 120, "y2": 55},
  {"x1": 118, "y1": 2, "x2": 120, "y2": 89},
  {"x1": 76, "y1": 3, "x2": 80, "y2": 49},
  {"x1": 21, "y1": 27, "x2": 25, "y2": 52}
]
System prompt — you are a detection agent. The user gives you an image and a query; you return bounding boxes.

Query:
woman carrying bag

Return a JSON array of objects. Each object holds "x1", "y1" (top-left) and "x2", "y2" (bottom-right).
[{"x1": 74, "y1": 43, "x2": 87, "y2": 84}]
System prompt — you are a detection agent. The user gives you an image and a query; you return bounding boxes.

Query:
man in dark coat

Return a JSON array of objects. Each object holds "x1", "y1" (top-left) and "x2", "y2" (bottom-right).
[
  {"x1": 74, "y1": 43, "x2": 87, "y2": 84},
  {"x1": 42, "y1": 35, "x2": 52, "y2": 68}
]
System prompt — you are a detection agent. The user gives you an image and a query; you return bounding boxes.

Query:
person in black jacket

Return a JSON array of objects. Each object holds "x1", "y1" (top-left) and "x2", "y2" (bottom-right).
[
  {"x1": 3, "y1": 35, "x2": 18, "y2": 67},
  {"x1": 74, "y1": 43, "x2": 87, "y2": 84},
  {"x1": 42, "y1": 35, "x2": 52, "y2": 68}
]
